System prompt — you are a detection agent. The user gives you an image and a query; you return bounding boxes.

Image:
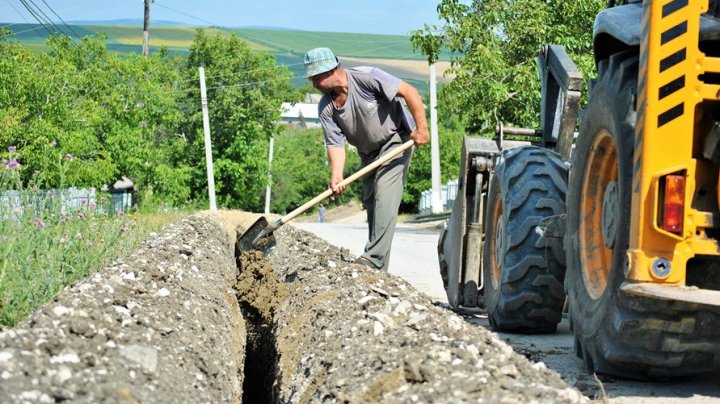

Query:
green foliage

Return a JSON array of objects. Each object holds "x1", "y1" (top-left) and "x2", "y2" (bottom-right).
[
  {"x1": 270, "y1": 127, "x2": 360, "y2": 214},
  {"x1": 411, "y1": 0, "x2": 604, "y2": 132},
  {"x1": 0, "y1": 204, "x2": 174, "y2": 328},
  {"x1": 0, "y1": 30, "x2": 300, "y2": 211},
  {"x1": 183, "y1": 30, "x2": 300, "y2": 211},
  {"x1": 0, "y1": 34, "x2": 190, "y2": 204},
  {"x1": 0, "y1": 147, "x2": 175, "y2": 328},
  {"x1": 403, "y1": 119, "x2": 466, "y2": 211}
]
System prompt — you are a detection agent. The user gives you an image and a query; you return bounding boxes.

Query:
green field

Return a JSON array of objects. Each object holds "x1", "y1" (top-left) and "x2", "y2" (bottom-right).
[
  {"x1": 230, "y1": 28, "x2": 424, "y2": 60},
  {"x1": 2, "y1": 23, "x2": 430, "y2": 57},
  {"x1": 1, "y1": 23, "x2": 449, "y2": 92}
]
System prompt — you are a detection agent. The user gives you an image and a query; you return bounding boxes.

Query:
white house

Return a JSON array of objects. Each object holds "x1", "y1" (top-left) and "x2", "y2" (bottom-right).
[{"x1": 280, "y1": 102, "x2": 321, "y2": 128}]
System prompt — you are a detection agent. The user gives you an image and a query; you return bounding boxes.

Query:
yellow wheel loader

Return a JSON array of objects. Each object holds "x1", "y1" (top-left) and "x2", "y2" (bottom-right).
[{"x1": 438, "y1": 0, "x2": 720, "y2": 379}]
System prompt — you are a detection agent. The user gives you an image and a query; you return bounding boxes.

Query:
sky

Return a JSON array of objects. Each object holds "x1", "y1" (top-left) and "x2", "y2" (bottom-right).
[{"x1": 0, "y1": 0, "x2": 444, "y2": 36}]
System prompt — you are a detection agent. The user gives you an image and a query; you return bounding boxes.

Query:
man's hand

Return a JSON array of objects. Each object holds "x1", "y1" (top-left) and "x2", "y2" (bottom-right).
[
  {"x1": 412, "y1": 126, "x2": 430, "y2": 146},
  {"x1": 329, "y1": 174, "x2": 346, "y2": 195}
]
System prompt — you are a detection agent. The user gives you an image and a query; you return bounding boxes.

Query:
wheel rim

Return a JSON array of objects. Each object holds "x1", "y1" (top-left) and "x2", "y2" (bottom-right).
[
  {"x1": 580, "y1": 129, "x2": 618, "y2": 300},
  {"x1": 490, "y1": 195, "x2": 504, "y2": 289}
]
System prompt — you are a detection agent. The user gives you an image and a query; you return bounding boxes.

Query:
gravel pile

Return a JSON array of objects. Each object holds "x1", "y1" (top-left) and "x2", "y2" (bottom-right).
[
  {"x1": 0, "y1": 214, "x2": 245, "y2": 403},
  {"x1": 0, "y1": 212, "x2": 587, "y2": 403},
  {"x1": 262, "y1": 225, "x2": 588, "y2": 403}
]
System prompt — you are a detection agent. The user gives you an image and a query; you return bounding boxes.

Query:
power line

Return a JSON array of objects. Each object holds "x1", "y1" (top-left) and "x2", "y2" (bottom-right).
[
  {"x1": 1, "y1": 0, "x2": 104, "y2": 29},
  {"x1": 1, "y1": 2, "x2": 128, "y2": 39},
  {"x1": 39, "y1": 0, "x2": 82, "y2": 40},
  {"x1": 2, "y1": 0, "x2": 31, "y2": 27},
  {"x1": 169, "y1": 73, "x2": 306, "y2": 95},
  {"x1": 176, "y1": 61, "x2": 306, "y2": 84},
  {"x1": 153, "y1": 2, "x2": 217, "y2": 27},
  {"x1": 18, "y1": 0, "x2": 55, "y2": 35},
  {"x1": 26, "y1": 0, "x2": 60, "y2": 32},
  {"x1": 2, "y1": 21, "x2": 51, "y2": 36}
]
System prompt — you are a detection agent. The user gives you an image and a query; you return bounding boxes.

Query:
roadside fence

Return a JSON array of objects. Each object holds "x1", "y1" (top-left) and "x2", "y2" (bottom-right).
[
  {"x1": 418, "y1": 179, "x2": 458, "y2": 215},
  {"x1": 0, "y1": 187, "x2": 132, "y2": 221}
]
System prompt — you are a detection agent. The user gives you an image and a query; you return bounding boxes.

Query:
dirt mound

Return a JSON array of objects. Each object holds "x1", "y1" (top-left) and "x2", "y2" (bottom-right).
[
  {"x1": 0, "y1": 215, "x2": 245, "y2": 402},
  {"x1": 264, "y1": 225, "x2": 587, "y2": 402},
  {"x1": 0, "y1": 211, "x2": 586, "y2": 402}
]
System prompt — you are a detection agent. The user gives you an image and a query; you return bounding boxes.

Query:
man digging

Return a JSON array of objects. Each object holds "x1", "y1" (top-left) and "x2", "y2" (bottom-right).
[{"x1": 304, "y1": 47, "x2": 429, "y2": 271}]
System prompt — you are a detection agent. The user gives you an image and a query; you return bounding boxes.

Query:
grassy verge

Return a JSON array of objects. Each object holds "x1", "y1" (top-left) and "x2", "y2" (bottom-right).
[{"x1": 0, "y1": 200, "x2": 177, "y2": 329}]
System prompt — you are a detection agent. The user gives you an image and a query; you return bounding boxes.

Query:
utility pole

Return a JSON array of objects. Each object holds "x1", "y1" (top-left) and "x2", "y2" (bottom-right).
[
  {"x1": 142, "y1": 0, "x2": 150, "y2": 57},
  {"x1": 430, "y1": 63, "x2": 442, "y2": 213},
  {"x1": 264, "y1": 137, "x2": 274, "y2": 214},
  {"x1": 199, "y1": 66, "x2": 217, "y2": 211}
]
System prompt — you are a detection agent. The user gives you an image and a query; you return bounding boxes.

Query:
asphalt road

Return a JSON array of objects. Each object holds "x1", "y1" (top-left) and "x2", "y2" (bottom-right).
[{"x1": 293, "y1": 219, "x2": 720, "y2": 403}]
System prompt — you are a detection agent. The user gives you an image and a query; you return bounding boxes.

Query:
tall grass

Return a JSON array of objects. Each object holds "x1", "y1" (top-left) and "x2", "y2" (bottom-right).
[{"x1": 0, "y1": 147, "x2": 176, "y2": 329}]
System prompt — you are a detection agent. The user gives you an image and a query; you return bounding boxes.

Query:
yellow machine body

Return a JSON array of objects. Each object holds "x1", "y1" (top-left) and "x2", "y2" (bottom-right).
[{"x1": 628, "y1": 0, "x2": 720, "y2": 287}]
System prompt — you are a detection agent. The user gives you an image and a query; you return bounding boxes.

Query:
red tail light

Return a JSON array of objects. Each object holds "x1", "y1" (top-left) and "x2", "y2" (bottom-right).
[{"x1": 662, "y1": 175, "x2": 685, "y2": 234}]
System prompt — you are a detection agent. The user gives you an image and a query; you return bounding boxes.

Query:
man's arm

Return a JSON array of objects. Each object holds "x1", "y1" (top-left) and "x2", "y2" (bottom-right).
[
  {"x1": 327, "y1": 145, "x2": 346, "y2": 195},
  {"x1": 396, "y1": 81, "x2": 430, "y2": 146}
]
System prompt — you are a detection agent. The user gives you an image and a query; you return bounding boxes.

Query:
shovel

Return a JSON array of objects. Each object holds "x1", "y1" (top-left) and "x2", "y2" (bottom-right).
[{"x1": 237, "y1": 139, "x2": 415, "y2": 254}]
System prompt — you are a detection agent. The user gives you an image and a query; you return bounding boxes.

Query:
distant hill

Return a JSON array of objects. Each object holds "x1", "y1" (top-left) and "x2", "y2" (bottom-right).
[
  {"x1": 1, "y1": 23, "x2": 452, "y2": 92},
  {"x1": 67, "y1": 19, "x2": 187, "y2": 27}
]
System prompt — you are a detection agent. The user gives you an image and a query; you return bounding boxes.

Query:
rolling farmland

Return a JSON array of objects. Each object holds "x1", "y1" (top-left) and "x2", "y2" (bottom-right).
[{"x1": 0, "y1": 23, "x2": 451, "y2": 91}]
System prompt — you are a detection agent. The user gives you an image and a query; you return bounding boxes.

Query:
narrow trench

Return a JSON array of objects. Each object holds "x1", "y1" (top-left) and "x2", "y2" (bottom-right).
[
  {"x1": 233, "y1": 248, "x2": 284, "y2": 403},
  {"x1": 238, "y1": 302, "x2": 278, "y2": 403}
]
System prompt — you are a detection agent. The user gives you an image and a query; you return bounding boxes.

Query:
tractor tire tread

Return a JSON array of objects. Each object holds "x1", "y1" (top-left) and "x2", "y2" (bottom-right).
[{"x1": 483, "y1": 146, "x2": 568, "y2": 333}]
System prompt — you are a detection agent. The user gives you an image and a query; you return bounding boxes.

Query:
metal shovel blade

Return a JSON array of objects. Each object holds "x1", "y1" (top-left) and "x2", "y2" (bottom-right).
[{"x1": 236, "y1": 216, "x2": 277, "y2": 255}]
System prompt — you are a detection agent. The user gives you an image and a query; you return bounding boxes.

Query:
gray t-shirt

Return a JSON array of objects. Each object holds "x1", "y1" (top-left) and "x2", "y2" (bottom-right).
[{"x1": 318, "y1": 67, "x2": 415, "y2": 154}]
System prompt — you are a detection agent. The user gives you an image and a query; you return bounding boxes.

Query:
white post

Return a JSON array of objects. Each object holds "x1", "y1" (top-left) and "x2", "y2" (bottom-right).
[
  {"x1": 430, "y1": 63, "x2": 442, "y2": 214},
  {"x1": 199, "y1": 66, "x2": 217, "y2": 212},
  {"x1": 264, "y1": 136, "x2": 274, "y2": 214}
]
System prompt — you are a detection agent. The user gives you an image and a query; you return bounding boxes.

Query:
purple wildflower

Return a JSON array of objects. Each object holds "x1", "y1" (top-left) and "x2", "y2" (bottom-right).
[
  {"x1": 119, "y1": 226, "x2": 128, "y2": 233},
  {"x1": 66, "y1": 153, "x2": 73, "y2": 161},
  {"x1": 118, "y1": 210, "x2": 125, "y2": 216},
  {"x1": 8, "y1": 146, "x2": 16, "y2": 153},
  {"x1": 32, "y1": 218, "x2": 45, "y2": 228},
  {"x1": 77, "y1": 212, "x2": 85, "y2": 219},
  {"x1": 7, "y1": 159, "x2": 19, "y2": 168},
  {"x1": 90, "y1": 201, "x2": 96, "y2": 209}
]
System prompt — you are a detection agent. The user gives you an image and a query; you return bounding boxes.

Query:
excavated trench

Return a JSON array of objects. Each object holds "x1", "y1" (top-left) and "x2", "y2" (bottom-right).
[
  {"x1": 234, "y1": 249, "x2": 284, "y2": 402},
  {"x1": 0, "y1": 212, "x2": 588, "y2": 402},
  {"x1": 232, "y1": 216, "x2": 589, "y2": 403}
]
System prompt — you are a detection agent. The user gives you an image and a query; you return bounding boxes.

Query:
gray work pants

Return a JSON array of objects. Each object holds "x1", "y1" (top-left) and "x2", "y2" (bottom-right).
[{"x1": 358, "y1": 133, "x2": 413, "y2": 271}]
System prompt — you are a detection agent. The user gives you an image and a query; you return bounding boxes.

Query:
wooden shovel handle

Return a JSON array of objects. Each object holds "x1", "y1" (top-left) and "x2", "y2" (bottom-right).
[{"x1": 280, "y1": 139, "x2": 415, "y2": 224}]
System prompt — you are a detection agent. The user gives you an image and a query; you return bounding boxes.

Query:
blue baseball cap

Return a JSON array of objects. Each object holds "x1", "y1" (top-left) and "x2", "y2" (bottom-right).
[{"x1": 303, "y1": 47, "x2": 339, "y2": 78}]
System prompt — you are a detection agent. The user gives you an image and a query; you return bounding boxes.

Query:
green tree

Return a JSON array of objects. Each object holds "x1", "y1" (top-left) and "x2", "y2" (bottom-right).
[
  {"x1": 411, "y1": 0, "x2": 604, "y2": 132},
  {"x1": 403, "y1": 118, "x2": 466, "y2": 211},
  {"x1": 183, "y1": 30, "x2": 299, "y2": 211},
  {"x1": 0, "y1": 34, "x2": 190, "y2": 207},
  {"x1": 270, "y1": 127, "x2": 360, "y2": 214}
]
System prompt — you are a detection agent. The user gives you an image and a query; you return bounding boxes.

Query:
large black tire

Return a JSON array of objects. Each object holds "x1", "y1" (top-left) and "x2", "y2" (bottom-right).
[
  {"x1": 482, "y1": 146, "x2": 567, "y2": 333},
  {"x1": 566, "y1": 51, "x2": 720, "y2": 379}
]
